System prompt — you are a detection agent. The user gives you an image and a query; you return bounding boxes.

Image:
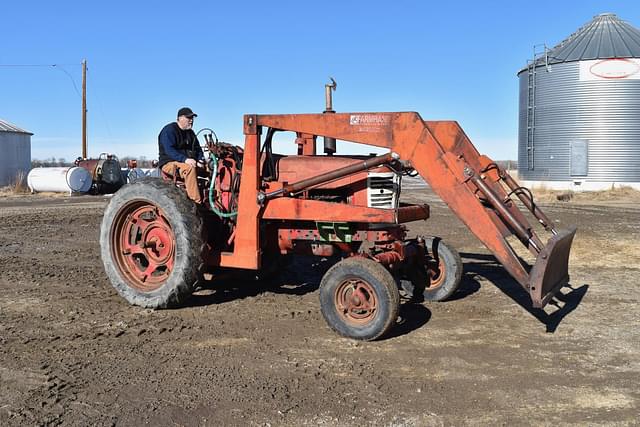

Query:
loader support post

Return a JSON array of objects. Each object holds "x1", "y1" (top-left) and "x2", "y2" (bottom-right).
[{"x1": 219, "y1": 115, "x2": 262, "y2": 269}]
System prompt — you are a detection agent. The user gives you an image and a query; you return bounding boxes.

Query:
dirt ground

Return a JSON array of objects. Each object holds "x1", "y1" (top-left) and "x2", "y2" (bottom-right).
[{"x1": 0, "y1": 187, "x2": 638, "y2": 426}]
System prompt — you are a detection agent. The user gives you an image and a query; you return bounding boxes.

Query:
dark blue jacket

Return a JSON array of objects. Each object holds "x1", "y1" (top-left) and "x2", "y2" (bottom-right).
[{"x1": 158, "y1": 122, "x2": 204, "y2": 168}]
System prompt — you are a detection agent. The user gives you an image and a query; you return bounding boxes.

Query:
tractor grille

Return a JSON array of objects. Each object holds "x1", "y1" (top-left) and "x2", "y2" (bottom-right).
[{"x1": 367, "y1": 172, "x2": 399, "y2": 209}]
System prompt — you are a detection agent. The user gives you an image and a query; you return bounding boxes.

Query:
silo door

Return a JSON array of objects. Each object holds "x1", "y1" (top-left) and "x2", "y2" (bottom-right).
[{"x1": 570, "y1": 140, "x2": 588, "y2": 176}]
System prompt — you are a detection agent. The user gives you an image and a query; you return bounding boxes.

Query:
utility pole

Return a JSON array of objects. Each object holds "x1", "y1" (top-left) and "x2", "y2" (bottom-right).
[{"x1": 81, "y1": 59, "x2": 87, "y2": 159}]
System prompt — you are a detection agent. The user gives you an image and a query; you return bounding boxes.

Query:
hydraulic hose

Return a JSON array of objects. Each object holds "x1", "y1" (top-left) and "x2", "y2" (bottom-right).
[{"x1": 208, "y1": 152, "x2": 238, "y2": 218}]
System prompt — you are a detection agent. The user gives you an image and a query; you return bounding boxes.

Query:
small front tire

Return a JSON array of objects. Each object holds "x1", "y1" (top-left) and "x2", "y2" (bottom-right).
[{"x1": 319, "y1": 257, "x2": 399, "y2": 341}]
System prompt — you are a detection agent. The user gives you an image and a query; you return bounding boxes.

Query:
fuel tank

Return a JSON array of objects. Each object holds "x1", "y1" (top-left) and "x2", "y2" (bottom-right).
[{"x1": 27, "y1": 167, "x2": 93, "y2": 194}]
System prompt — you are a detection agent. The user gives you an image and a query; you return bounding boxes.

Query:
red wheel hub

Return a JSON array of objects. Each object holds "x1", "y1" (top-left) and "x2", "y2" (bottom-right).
[
  {"x1": 111, "y1": 202, "x2": 175, "y2": 292},
  {"x1": 427, "y1": 257, "x2": 445, "y2": 288},
  {"x1": 335, "y1": 278, "x2": 378, "y2": 325}
]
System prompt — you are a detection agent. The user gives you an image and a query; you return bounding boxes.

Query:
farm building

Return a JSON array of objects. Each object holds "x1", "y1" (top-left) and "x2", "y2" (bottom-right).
[
  {"x1": 0, "y1": 119, "x2": 32, "y2": 187},
  {"x1": 518, "y1": 13, "x2": 640, "y2": 190}
]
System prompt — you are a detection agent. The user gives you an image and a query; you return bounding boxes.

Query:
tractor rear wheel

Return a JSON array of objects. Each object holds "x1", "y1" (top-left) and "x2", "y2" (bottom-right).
[
  {"x1": 100, "y1": 179, "x2": 205, "y2": 308},
  {"x1": 319, "y1": 257, "x2": 399, "y2": 341},
  {"x1": 404, "y1": 237, "x2": 463, "y2": 302}
]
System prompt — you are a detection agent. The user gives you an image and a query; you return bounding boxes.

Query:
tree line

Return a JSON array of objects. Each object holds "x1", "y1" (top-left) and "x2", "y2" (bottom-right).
[{"x1": 31, "y1": 156, "x2": 158, "y2": 169}]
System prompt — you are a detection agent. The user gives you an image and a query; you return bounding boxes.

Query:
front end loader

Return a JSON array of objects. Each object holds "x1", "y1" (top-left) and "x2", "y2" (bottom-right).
[{"x1": 100, "y1": 94, "x2": 575, "y2": 341}]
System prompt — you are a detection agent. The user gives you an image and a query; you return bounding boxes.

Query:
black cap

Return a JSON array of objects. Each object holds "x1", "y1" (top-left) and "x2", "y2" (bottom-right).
[{"x1": 177, "y1": 107, "x2": 197, "y2": 118}]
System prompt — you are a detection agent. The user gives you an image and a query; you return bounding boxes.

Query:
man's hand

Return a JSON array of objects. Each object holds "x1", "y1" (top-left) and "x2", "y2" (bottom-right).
[{"x1": 185, "y1": 158, "x2": 197, "y2": 167}]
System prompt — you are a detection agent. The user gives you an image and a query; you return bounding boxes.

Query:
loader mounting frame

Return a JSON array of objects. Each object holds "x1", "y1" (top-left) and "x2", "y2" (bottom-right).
[{"x1": 210, "y1": 112, "x2": 575, "y2": 308}]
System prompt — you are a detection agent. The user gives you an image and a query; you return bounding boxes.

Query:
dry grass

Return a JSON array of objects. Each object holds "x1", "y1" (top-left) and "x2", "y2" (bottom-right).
[
  {"x1": 11, "y1": 171, "x2": 28, "y2": 194},
  {"x1": 531, "y1": 185, "x2": 640, "y2": 204},
  {"x1": 0, "y1": 171, "x2": 30, "y2": 197},
  {"x1": 571, "y1": 236, "x2": 638, "y2": 269},
  {"x1": 576, "y1": 186, "x2": 640, "y2": 201}
]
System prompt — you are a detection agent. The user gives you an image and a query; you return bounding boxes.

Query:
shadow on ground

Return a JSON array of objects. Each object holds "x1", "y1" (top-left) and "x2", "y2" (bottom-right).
[
  {"x1": 187, "y1": 255, "x2": 332, "y2": 307},
  {"x1": 187, "y1": 255, "x2": 433, "y2": 339},
  {"x1": 386, "y1": 303, "x2": 432, "y2": 339},
  {"x1": 460, "y1": 252, "x2": 589, "y2": 332},
  {"x1": 184, "y1": 252, "x2": 587, "y2": 336}
]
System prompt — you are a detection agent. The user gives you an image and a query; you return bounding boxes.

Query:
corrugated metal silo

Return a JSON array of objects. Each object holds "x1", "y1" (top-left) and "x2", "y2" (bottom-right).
[
  {"x1": 0, "y1": 119, "x2": 33, "y2": 187},
  {"x1": 517, "y1": 13, "x2": 640, "y2": 190}
]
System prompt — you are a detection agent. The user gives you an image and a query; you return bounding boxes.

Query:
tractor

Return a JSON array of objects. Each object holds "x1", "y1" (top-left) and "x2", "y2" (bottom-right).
[{"x1": 99, "y1": 83, "x2": 576, "y2": 341}]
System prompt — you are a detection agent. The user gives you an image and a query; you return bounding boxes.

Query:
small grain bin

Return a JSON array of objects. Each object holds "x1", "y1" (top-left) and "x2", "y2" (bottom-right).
[
  {"x1": 517, "y1": 13, "x2": 640, "y2": 190},
  {"x1": 0, "y1": 119, "x2": 32, "y2": 187}
]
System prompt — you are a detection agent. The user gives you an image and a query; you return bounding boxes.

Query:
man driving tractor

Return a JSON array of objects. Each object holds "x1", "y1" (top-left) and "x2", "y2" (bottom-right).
[{"x1": 158, "y1": 107, "x2": 205, "y2": 203}]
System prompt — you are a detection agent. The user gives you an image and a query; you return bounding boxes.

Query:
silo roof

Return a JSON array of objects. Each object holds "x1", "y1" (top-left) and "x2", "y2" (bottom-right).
[
  {"x1": 520, "y1": 13, "x2": 640, "y2": 72},
  {"x1": 0, "y1": 119, "x2": 33, "y2": 135}
]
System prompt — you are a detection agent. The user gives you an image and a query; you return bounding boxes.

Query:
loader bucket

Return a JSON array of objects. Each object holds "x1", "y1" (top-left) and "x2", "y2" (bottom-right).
[{"x1": 529, "y1": 226, "x2": 577, "y2": 308}]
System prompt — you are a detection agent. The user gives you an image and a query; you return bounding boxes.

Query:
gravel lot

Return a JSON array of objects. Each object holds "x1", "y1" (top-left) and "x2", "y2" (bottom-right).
[{"x1": 0, "y1": 188, "x2": 638, "y2": 426}]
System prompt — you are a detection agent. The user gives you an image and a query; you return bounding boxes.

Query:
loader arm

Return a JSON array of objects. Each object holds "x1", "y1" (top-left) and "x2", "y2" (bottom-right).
[{"x1": 254, "y1": 112, "x2": 576, "y2": 307}]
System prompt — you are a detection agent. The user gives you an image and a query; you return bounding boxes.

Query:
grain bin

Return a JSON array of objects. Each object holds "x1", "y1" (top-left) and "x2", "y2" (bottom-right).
[
  {"x1": 517, "y1": 13, "x2": 640, "y2": 190},
  {"x1": 0, "y1": 119, "x2": 32, "y2": 187}
]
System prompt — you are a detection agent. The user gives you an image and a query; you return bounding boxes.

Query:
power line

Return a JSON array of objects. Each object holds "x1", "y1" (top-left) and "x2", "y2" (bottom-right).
[
  {"x1": 3, "y1": 61, "x2": 114, "y2": 155},
  {"x1": 54, "y1": 65, "x2": 82, "y2": 98},
  {"x1": 0, "y1": 63, "x2": 79, "y2": 67},
  {"x1": 0, "y1": 63, "x2": 83, "y2": 98}
]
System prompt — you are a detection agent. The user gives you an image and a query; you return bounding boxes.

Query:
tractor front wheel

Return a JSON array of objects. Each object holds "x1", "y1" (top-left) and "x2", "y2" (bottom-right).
[
  {"x1": 319, "y1": 257, "x2": 399, "y2": 341},
  {"x1": 100, "y1": 179, "x2": 205, "y2": 308}
]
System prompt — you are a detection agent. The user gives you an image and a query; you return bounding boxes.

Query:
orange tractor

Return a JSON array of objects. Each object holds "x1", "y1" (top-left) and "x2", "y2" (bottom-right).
[{"x1": 100, "y1": 85, "x2": 576, "y2": 340}]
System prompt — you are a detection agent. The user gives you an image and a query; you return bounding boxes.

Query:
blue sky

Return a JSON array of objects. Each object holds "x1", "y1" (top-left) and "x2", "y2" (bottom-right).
[{"x1": 2, "y1": 0, "x2": 639, "y2": 161}]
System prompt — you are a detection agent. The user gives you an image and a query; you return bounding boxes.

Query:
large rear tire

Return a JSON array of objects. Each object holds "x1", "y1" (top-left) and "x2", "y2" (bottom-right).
[
  {"x1": 319, "y1": 257, "x2": 399, "y2": 341},
  {"x1": 99, "y1": 179, "x2": 205, "y2": 308}
]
